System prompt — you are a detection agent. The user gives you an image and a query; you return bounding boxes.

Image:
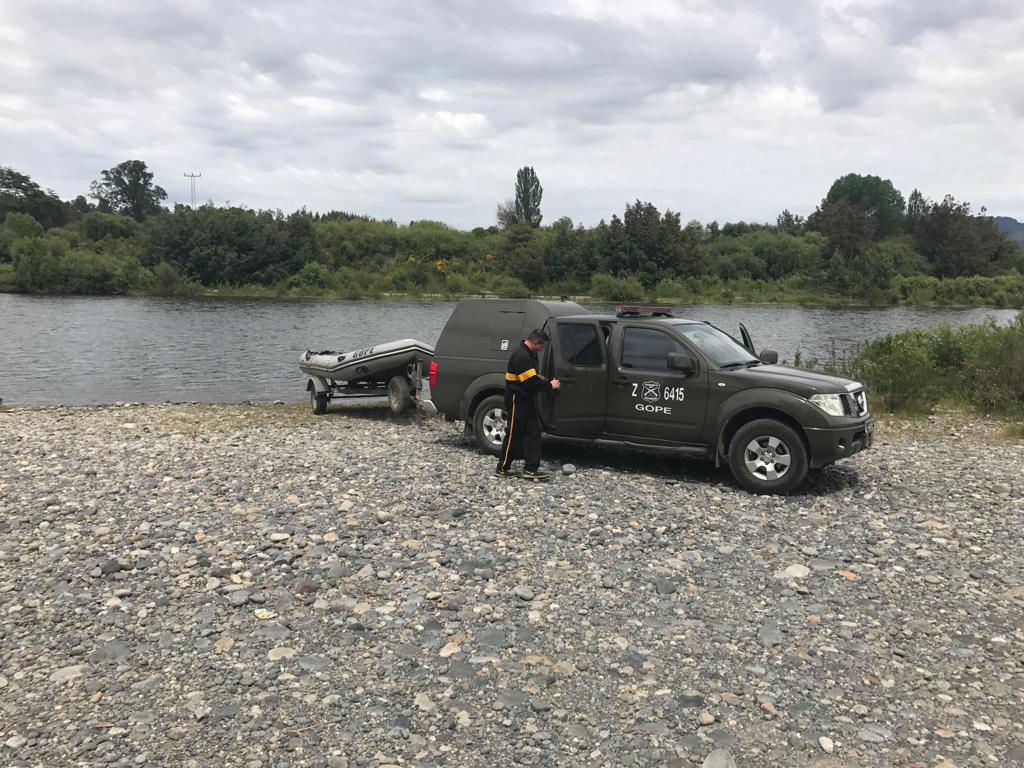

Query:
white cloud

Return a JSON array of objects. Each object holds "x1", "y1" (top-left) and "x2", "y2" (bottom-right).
[{"x1": 0, "y1": 0, "x2": 1021, "y2": 226}]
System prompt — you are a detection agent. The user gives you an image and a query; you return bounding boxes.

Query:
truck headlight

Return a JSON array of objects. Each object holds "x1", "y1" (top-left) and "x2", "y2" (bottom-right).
[{"x1": 809, "y1": 393, "x2": 845, "y2": 417}]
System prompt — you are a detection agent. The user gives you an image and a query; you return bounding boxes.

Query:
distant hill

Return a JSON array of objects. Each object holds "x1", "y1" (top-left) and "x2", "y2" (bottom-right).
[{"x1": 992, "y1": 216, "x2": 1024, "y2": 247}]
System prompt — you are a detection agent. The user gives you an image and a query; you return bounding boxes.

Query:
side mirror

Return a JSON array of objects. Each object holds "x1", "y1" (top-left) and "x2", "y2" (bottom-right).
[
  {"x1": 759, "y1": 349, "x2": 779, "y2": 365},
  {"x1": 667, "y1": 351, "x2": 697, "y2": 375}
]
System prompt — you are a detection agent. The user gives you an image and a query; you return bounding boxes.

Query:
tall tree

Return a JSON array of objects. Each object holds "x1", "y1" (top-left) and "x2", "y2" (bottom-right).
[
  {"x1": 775, "y1": 209, "x2": 804, "y2": 235},
  {"x1": 915, "y1": 195, "x2": 1018, "y2": 277},
  {"x1": 499, "y1": 223, "x2": 545, "y2": 289},
  {"x1": 823, "y1": 173, "x2": 906, "y2": 238},
  {"x1": 89, "y1": 160, "x2": 167, "y2": 222},
  {"x1": 905, "y1": 188, "x2": 927, "y2": 233},
  {"x1": 513, "y1": 166, "x2": 543, "y2": 228},
  {"x1": 0, "y1": 166, "x2": 67, "y2": 229},
  {"x1": 495, "y1": 198, "x2": 517, "y2": 229}
]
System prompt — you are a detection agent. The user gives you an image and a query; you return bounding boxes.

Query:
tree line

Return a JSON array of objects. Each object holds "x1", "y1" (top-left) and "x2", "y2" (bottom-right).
[{"x1": 1, "y1": 162, "x2": 1022, "y2": 307}]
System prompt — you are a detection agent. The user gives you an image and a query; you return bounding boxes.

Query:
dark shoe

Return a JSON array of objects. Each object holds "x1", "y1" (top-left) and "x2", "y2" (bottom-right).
[
  {"x1": 521, "y1": 467, "x2": 551, "y2": 480},
  {"x1": 494, "y1": 466, "x2": 517, "y2": 477}
]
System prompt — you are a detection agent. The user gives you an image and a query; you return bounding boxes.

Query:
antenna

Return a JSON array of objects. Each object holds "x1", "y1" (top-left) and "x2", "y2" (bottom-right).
[{"x1": 183, "y1": 171, "x2": 201, "y2": 208}]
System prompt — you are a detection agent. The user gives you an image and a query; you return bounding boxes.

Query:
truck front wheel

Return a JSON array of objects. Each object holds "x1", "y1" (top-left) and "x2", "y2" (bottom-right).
[
  {"x1": 728, "y1": 419, "x2": 808, "y2": 495},
  {"x1": 472, "y1": 395, "x2": 507, "y2": 456}
]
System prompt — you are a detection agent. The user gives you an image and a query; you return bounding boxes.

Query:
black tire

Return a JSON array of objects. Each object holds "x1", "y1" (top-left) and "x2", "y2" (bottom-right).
[
  {"x1": 387, "y1": 376, "x2": 412, "y2": 414},
  {"x1": 472, "y1": 394, "x2": 507, "y2": 456},
  {"x1": 728, "y1": 418, "x2": 808, "y2": 495},
  {"x1": 310, "y1": 389, "x2": 328, "y2": 415}
]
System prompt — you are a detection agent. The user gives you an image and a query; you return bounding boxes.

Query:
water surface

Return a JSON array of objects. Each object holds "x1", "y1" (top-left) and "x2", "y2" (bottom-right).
[{"x1": 0, "y1": 294, "x2": 1016, "y2": 405}]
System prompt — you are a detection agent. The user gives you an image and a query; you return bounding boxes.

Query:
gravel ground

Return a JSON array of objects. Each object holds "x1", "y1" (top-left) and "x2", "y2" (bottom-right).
[{"x1": 1, "y1": 402, "x2": 1022, "y2": 768}]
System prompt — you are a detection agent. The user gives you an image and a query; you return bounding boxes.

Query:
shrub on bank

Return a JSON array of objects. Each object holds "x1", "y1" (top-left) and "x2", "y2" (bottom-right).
[
  {"x1": 956, "y1": 316, "x2": 1024, "y2": 413},
  {"x1": 849, "y1": 314, "x2": 1024, "y2": 416},
  {"x1": 893, "y1": 273, "x2": 1024, "y2": 307},
  {"x1": 589, "y1": 273, "x2": 646, "y2": 302}
]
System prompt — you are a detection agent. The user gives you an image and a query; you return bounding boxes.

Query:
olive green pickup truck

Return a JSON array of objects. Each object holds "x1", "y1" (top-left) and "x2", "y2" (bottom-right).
[{"x1": 426, "y1": 298, "x2": 872, "y2": 494}]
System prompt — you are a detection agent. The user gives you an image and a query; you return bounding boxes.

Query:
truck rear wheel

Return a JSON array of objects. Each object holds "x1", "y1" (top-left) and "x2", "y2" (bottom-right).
[
  {"x1": 728, "y1": 418, "x2": 807, "y2": 495},
  {"x1": 472, "y1": 395, "x2": 507, "y2": 456},
  {"x1": 387, "y1": 376, "x2": 411, "y2": 414},
  {"x1": 311, "y1": 390, "x2": 328, "y2": 415}
]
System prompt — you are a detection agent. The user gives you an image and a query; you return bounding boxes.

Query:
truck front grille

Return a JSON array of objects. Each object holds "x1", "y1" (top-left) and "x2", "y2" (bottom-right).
[{"x1": 840, "y1": 389, "x2": 868, "y2": 417}]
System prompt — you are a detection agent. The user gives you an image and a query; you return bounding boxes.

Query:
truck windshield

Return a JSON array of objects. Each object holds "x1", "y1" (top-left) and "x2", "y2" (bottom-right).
[{"x1": 673, "y1": 323, "x2": 759, "y2": 368}]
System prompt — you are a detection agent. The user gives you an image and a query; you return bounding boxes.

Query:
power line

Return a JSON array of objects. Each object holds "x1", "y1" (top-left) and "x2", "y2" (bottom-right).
[{"x1": 183, "y1": 172, "x2": 201, "y2": 209}]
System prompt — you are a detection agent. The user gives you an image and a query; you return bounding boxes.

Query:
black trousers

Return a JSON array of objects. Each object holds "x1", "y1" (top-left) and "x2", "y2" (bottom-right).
[{"x1": 497, "y1": 392, "x2": 542, "y2": 471}]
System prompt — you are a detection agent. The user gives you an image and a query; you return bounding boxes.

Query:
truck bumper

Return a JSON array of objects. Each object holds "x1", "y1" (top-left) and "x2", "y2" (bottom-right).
[
  {"x1": 805, "y1": 417, "x2": 873, "y2": 468},
  {"x1": 417, "y1": 379, "x2": 439, "y2": 415}
]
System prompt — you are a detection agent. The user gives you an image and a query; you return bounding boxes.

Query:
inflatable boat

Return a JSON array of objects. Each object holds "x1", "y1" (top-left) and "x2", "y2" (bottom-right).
[{"x1": 300, "y1": 339, "x2": 434, "y2": 382}]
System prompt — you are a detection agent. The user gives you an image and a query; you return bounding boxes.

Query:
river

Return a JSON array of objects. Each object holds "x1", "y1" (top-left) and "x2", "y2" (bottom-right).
[{"x1": 0, "y1": 294, "x2": 1017, "y2": 405}]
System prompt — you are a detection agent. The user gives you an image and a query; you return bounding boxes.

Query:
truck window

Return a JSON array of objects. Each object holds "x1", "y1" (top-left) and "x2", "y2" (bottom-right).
[
  {"x1": 673, "y1": 323, "x2": 757, "y2": 367},
  {"x1": 557, "y1": 323, "x2": 602, "y2": 367},
  {"x1": 621, "y1": 327, "x2": 684, "y2": 371}
]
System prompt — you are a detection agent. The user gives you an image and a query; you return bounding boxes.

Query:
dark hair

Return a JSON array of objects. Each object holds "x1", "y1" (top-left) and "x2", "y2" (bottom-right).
[{"x1": 526, "y1": 329, "x2": 550, "y2": 344}]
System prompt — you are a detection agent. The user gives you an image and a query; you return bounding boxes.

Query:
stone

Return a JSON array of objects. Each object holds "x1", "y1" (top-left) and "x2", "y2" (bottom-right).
[
  {"x1": 50, "y1": 664, "x2": 88, "y2": 683},
  {"x1": 701, "y1": 748, "x2": 737, "y2": 768},
  {"x1": 775, "y1": 564, "x2": 810, "y2": 579},
  {"x1": 514, "y1": 586, "x2": 534, "y2": 601}
]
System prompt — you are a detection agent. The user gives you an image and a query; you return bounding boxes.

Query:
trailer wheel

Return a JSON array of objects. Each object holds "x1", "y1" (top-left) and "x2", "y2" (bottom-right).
[
  {"x1": 311, "y1": 390, "x2": 328, "y2": 415},
  {"x1": 472, "y1": 395, "x2": 507, "y2": 456},
  {"x1": 388, "y1": 376, "x2": 411, "y2": 414}
]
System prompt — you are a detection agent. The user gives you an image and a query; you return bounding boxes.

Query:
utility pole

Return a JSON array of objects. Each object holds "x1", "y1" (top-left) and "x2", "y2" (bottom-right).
[{"x1": 183, "y1": 172, "x2": 201, "y2": 209}]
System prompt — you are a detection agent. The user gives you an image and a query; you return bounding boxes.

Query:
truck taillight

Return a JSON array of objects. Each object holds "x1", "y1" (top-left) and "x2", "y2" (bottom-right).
[{"x1": 429, "y1": 360, "x2": 438, "y2": 389}]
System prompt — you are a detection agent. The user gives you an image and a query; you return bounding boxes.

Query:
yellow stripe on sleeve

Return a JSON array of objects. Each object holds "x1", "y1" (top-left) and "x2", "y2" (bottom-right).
[{"x1": 517, "y1": 368, "x2": 537, "y2": 382}]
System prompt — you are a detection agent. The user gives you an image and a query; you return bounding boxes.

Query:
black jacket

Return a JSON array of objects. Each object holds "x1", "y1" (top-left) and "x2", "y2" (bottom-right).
[{"x1": 504, "y1": 342, "x2": 551, "y2": 401}]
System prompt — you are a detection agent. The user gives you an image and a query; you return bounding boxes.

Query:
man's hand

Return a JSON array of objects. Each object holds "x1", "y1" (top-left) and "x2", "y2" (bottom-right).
[{"x1": 550, "y1": 378, "x2": 561, "y2": 390}]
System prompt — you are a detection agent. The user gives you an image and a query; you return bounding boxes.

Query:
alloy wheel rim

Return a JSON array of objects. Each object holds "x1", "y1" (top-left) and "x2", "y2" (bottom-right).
[
  {"x1": 482, "y1": 408, "x2": 506, "y2": 446},
  {"x1": 743, "y1": 435, "x2": 792, "y2": 481}
]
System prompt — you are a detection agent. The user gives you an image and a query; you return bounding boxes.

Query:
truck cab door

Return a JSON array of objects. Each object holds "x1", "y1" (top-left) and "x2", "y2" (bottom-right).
[
  {"x1": 606, "y1": 325, "x2": 708, "y2": 444},
  {"x1": 740, "y1": 323, "x2": 754, "y2": 354},
  {"x1": 539, "y1": 320, "x2": 607, "y2": 437}
]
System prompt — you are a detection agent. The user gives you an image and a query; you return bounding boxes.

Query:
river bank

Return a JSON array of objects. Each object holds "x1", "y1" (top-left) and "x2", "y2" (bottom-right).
[
  {"x1": 1, "y1": 403, "x2": 1022, "y2": 767},
  {"x1": 3, "y1": 283, "x2": 1023, "y2": 311}
]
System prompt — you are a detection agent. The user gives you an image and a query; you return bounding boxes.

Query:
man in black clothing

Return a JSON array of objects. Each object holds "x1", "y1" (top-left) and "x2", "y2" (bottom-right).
[{"x1": 496, "y1": 329, "x2": 561, "y2": 479}]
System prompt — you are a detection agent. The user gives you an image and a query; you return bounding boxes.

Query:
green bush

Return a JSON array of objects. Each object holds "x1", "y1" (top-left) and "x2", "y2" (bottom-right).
[
  {"x1": 848, "y1": 314, "x2": 1024, "y2": 416},
  {"x1": 62, "y1": 251, "x2": 125, "y2": 294},
  {"x1": 80, "y1": 212, "x2": 140, "y2": 242},
  {"x1": 485, "y1": 273, "x2": 530, "y2": 297},
  {"x1": 589, "y1": 272, "x2": 646, "y2": 302},
  {"x1": 288, "y1": 262, "x2": 334, "y2": 292},
  {"x1": 0, "y1": 263, "x2": 13, "y2": 290},
  {"x1": 856, "y1": 330, "x2": 943, "y2": 413},
  {"x1": 3, "y1": 211, "x2": 45, "y2": 240},
  {"x1": 653, "y1": 277, "x2": 690, "y2": 301},
  {"x1": 152, "y1": 261, "x2": 196, "y2": 296},
  {"x1": 442, "y1": 272, "x2": 475, "y2": 296},
  {"x1": 12, "y1": 236, "x2": 64, "y2": 292},
  {"x1": 957, "y1": 316, "x2": 1024, "y2": 413}
]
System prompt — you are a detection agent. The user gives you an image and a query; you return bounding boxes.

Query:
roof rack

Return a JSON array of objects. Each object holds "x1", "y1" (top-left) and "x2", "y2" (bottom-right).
[{"x1": 615, "y1": 304, "x2": 674, "y2": 318}]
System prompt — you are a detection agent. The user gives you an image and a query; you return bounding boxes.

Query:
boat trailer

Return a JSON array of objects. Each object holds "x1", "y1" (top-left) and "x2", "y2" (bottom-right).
[{"x1": 300, "y1": 338, "x2": 435, "y2": 415}]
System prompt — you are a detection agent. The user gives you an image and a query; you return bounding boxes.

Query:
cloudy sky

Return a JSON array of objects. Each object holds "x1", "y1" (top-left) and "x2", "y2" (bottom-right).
[{"x1": 2, "y1": 0, "x2": 1022, "y2": 228}]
